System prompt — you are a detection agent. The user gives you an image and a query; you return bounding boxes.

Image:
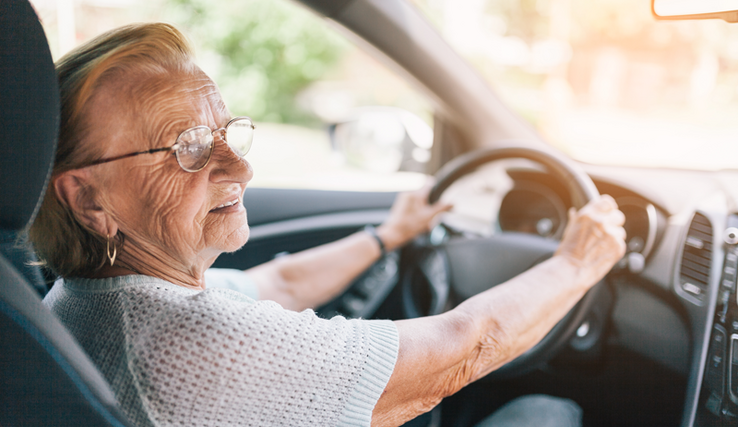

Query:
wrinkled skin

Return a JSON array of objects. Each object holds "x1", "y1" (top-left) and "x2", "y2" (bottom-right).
[
  {"x1": 555, "y1": 195, "x2": 627, "y2": 285},
  {"x1": 372, "y1": 195, "x2": 626, "y2": 426},
  {"x1": 55, "y1": 68, "x2": 253, "y2": 289},
  {"x1": 376, "y1": 181, "x2": 452, "y2": 251}
]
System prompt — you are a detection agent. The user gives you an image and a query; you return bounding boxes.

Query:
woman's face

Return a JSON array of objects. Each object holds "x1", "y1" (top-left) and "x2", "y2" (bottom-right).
[{"x1": 87, "y1": 68, "x2": 253, "y2": 276}]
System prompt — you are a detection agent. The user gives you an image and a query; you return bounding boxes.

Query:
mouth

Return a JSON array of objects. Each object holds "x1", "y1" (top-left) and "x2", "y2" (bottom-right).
[{"x1": 210, "y1": 197, "x2": 242, "y2": 213}]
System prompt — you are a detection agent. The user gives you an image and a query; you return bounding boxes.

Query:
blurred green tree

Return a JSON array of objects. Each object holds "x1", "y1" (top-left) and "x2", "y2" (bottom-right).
[{"x1": 164, "y1": 0, "x2": 347, "y2": 124}]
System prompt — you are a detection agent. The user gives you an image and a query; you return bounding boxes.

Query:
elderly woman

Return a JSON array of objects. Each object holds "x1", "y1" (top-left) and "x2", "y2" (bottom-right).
[{"x1": 31, "y1": 23, "x2": 625, "y2": 427}]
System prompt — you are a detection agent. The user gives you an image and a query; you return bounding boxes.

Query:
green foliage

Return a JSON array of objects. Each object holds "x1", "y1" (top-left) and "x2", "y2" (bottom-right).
[{"x1": 164, "y1": 0, "x2": 347, "y2": 124}]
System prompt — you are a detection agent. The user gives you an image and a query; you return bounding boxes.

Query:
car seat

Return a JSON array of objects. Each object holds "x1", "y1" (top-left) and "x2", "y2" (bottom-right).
[{"x1": 0, "y1": 0, "x2": 133, "y2": 425}]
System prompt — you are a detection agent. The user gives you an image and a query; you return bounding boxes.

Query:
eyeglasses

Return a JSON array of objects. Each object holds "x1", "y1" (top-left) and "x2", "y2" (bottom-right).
[{"x1": 76, "y1": 116, "x2": 255, "y2": 173}]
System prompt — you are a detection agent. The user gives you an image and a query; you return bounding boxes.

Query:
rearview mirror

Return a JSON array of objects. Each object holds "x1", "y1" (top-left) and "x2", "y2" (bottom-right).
[
  {"x1": 328, "y1": 107, "x2": 433, "y2": 174},
  {"x1": 652, "y1": 0, "x2": 738, "y2": 22}
]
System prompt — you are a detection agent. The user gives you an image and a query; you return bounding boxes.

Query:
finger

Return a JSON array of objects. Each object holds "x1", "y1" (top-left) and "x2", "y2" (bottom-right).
[
  {"x1": 615, "y1": 226, "x2": 626, "y2": 241},
  {"x1": 581, "y1": 194, "x2": 615, "y2": 213},
  {"x1": 598, "y1": 196, "x2": 620, "y2": 214},
  {"x1": 418, "y1": 179, "x2": 435, "y2": 196},
  {"x1": 431, "y1": 200, "x2": 453, "y2": 214},
  {"x1": 611, "y1": 228, "x2": 627, "y2": 253},
  {"x1": 585, "y1": 195, "x2": 612, "y2": 212},
  {"x1": 606, "y1": 232, "x2": 627, "y2": 258},
  {"x1": 583, "y1": 206, "x2": 624, "y2": 227},
  {"x1": 605, "y1": 208, "x2": 626, "y2": 226},
  {"x1": 599, "y1": 194, "x2": 617, "y2": 206}
]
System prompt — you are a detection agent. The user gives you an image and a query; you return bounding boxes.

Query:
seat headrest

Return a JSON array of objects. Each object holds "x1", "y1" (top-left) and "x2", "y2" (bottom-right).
[{"x1": 0, "y1": 0, "x2": 59, "y2": 231}]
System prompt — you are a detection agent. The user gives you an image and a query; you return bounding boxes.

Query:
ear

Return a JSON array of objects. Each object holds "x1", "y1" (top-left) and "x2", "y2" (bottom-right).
[{"x1": 54, "y1": 169, "x2": 119, "y2": 238}]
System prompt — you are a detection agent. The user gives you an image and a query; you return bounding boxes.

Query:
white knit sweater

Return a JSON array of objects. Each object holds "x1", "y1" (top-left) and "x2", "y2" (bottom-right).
[{"x1": 43, "y1": 272, "x2": 399, "y2": 427}]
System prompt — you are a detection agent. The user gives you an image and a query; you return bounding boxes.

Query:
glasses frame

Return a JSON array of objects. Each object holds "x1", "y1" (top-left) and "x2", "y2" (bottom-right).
[{"x1": 74, "y1": 116, "x2": 255, "y2": 173}]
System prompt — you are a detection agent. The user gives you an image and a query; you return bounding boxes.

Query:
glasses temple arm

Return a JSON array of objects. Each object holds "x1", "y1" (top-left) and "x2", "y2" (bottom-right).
[{"x1": 74, "y1": 146, "x2": 176, "y2": 169}]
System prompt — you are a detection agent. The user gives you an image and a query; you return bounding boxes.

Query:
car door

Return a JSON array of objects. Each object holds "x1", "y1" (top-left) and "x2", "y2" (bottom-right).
[{"x1": 212, "y1": 188, "x2": 397, "y2": 271}]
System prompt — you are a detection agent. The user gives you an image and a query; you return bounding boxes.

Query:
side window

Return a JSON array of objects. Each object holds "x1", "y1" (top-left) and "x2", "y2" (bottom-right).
[{"x1": 32, "y1": 0, "x2": 434, "y2": 191}]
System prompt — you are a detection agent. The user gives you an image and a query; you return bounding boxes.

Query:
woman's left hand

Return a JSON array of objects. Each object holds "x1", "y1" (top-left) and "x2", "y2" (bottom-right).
[{"x1": 376, "y1": 181, "x2": 453, "y2": 252}]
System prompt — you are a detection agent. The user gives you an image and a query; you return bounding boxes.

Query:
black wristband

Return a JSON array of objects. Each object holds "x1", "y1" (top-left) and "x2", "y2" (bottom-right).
[{"x1": 364, "y1": 224, "x2": 387, "y2": 257}]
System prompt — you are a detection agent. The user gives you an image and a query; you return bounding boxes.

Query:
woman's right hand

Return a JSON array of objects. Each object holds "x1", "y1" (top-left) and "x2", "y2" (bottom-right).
[
  {"x1": 373, "y1": 194, "x2": 627, "y2": 427},
  {"x1": 554, "y1": 194, "x2": 627, "y2": 289}
]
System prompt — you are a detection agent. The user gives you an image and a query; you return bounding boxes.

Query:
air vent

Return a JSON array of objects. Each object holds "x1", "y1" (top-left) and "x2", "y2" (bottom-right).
[{"x1": 679, "y1": 213, "x2": 713, "y2": 301}]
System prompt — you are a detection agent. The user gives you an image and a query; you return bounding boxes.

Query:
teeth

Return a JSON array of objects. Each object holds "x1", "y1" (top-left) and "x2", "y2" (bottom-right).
[{"x1": 215, "y1": 198, "x2": 239, "y2": 209}]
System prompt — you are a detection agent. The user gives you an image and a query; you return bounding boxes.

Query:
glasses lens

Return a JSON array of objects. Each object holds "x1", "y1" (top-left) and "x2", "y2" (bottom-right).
[
  {"x1": 226, "y1": 117, "x2": 254, "y2": 157},
  {"x1": 175, "y1": 126, "x2": 214, "y2": 172}
]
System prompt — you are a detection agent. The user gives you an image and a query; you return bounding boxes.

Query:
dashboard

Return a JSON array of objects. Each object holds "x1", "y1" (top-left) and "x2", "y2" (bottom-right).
[
  {"x1": 433, "y1": 163, "x2": 738, "y2": 426},
  {"x1": 241, "y1": 163, "x2": 738, "y2": 427},
  {"x1": 438, "y1": 165, "x2": 668, "y2": 267}
]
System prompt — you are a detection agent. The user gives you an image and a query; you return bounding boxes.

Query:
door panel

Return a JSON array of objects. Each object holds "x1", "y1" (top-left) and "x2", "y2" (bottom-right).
[
  {"x1": 243, "y1": 188, "x2": 397, "y2": 225},
  {"x1": 212, "y1": 188, "x2": 397, "y2": 269}
]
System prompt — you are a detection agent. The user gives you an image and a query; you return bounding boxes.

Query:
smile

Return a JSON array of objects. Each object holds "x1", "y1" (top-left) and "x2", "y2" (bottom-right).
[
  {"x1": 215, "y1": 198, "x2": 239, "y2": 209},
  {"x1": 210, "y1": 198, "x2": 242, "y2": 213}
]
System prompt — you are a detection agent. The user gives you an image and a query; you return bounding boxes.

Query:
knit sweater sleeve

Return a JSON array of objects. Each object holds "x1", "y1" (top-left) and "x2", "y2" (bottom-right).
[{"x1": 121, "y1": 283, "x2": 398, "y2": 427}]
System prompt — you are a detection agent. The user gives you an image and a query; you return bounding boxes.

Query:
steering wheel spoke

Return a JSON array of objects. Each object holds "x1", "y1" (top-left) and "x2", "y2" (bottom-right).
[{"x1": 402, "y1": 246, "x2": 451, "y2": 318}]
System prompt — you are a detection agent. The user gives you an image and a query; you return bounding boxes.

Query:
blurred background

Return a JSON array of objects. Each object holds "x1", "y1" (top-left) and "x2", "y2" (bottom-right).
[{"x1": 27, "y1": 0, "x2": 738, "y2": 186}]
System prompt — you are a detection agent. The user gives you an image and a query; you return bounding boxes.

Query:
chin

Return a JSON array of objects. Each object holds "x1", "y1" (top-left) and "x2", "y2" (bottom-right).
[{"x1": 221, "y1": 224, "x2": 250, "y2": 253}]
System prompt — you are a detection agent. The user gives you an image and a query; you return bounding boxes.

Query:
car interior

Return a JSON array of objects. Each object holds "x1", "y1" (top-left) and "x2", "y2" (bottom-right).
[{"x1": 3, "y1": 0, "x2": 738, "y2": 426}]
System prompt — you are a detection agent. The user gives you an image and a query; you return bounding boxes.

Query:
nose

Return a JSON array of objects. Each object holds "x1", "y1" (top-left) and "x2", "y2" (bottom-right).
[{"x1": 208, "y1": 138, "x2": 254, "y2": 184}]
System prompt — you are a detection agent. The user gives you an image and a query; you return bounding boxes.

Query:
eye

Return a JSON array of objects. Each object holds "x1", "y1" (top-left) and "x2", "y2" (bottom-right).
[{"x1": 181, "y1": 143, "x2": 207, "y2": 155}]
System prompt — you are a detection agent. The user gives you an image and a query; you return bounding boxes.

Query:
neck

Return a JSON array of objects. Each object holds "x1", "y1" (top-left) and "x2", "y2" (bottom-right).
[{"x1": 97, "y1": 239, "x2": 215, "y2": 291}]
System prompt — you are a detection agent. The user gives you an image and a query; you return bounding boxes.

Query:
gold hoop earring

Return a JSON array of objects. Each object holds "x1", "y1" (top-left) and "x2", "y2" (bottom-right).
[{"x1": 106, "y1": 233, "x2": 117, "y2": 266}]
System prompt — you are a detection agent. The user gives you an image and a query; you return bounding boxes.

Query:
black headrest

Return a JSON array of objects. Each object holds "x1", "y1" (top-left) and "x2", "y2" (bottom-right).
[{"x1": 0, "y1": 0, "x2": 59, "y2": 231}]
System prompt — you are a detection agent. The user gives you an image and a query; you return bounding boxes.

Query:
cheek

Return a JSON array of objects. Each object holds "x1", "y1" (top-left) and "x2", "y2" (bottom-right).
[
  {"x1": 114, "y1": 166, "x2": 208, "y2": 250},
  {"x1": 200, "y1": 203, "x2": 250, "y2": 252},
  {"x1": 108, "y1": 164, "x2": 248, "y2": 257},
  {"x1": 150, "y1": 173, "x2": 209, "y2": 245}
]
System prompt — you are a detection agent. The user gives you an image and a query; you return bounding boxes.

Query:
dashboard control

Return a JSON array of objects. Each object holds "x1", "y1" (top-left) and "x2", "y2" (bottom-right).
[
  {"x1": 678, "y1": 213, "x2": 713, "y2": 304},
  {"x1": 705, "y1": 324, "x2": 726, "y2": 404},
  {"x1": 731, "y1": 336, "x2": 738, "y2": 400},
  {"x1": 683, "y1": 282, "x2": 704, "y2": 297},
  {"x1": 698, "y1": 215, "x2": 738, "y2": 424},
  {"x1": 725, "y1": 227, "x2": 738, "y2": 245}
]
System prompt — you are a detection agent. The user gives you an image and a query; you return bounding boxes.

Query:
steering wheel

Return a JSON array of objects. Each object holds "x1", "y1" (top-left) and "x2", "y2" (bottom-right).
[{"x1": 401, "y1": 146, "x2": 605, "y2": 379}]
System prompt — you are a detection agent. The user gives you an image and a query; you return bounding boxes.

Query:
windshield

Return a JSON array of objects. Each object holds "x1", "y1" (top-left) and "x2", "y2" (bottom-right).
[{"x1": 413, "y1": 0, "x2": 738, "y2": 170}]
